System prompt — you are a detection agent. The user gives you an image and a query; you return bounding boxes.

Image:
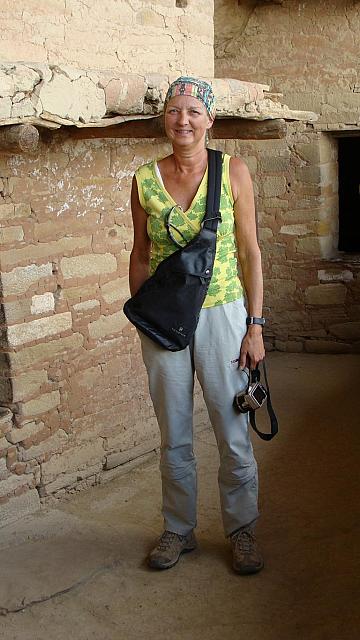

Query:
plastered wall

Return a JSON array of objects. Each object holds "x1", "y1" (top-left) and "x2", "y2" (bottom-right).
[
  {"x1": 214, "y1": 0, "x2": 359, "y2": 124},
  {"x1": 0, "y1": 0, "x2": 214, "y2": 77}
]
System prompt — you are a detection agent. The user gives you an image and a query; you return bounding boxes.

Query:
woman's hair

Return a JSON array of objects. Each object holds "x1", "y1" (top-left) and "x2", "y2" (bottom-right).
[{"x1": 164, "y1": 76, "x2": 216, "y2": 120}]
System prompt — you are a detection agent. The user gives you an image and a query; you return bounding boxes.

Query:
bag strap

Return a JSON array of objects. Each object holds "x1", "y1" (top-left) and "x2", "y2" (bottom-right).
[
  {"x1": 203, "y1": 149, "x2": 222, "y2": 233},
  {"x1": 249, "y1": 360, "x2": 279, "y2": 441}
]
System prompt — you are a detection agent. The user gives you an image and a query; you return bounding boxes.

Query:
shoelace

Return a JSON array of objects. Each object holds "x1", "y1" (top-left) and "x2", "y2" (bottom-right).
[
  {"x1": 157, "y1": 531, "x2": 183, "y2": 551},
  {"x1": 233, "y1": 529, "x2": 255, "y2": 554}
]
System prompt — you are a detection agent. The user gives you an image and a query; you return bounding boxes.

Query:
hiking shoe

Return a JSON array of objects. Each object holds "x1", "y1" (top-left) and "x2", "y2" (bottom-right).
[
  {"x1": 230, "y1": 527, "x2": 264, "y2": 575},
  {"x1": 148, "y1": 530, "x2": 197, "y2": 570}
]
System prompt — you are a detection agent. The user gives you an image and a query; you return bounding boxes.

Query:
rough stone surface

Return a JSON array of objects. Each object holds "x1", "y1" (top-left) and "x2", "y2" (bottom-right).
[
  {"x1": 305, "y1": 284, "x2": 347, "y2": 306},
  {"x1": 1, "y1": 263, "x2": 53, "y2": 296},
  {"x1": 60, "y1": 254, "x2": 117, "y2": 279},
  {"x1": 7, "y1": 313, "x2": 72, "y2": 347}
]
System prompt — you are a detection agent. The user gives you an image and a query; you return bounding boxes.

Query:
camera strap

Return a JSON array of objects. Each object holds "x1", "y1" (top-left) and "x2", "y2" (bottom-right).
[{"x1": 249, "y1": 361, "x2": 279, "y2": 441}]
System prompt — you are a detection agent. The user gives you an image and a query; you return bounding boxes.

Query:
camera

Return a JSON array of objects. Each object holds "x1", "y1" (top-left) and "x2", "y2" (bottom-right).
[{"x1": 234, "y1": 376, "x2": 267, "y2": 414}]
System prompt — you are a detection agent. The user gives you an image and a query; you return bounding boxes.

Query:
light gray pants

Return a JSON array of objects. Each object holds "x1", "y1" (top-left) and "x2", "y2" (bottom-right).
[{"x1": 139, "y1": 298, "x2": 259, "y2": 538}]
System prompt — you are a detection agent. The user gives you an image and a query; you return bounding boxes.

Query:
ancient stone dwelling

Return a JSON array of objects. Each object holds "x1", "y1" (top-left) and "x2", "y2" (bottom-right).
[{"x1": 0, "y1": 0, "x2": 359, "y2": 526}]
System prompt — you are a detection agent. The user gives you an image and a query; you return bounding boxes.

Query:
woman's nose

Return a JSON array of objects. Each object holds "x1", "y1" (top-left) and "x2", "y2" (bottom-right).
[{"x1": 178, "y1": 110, "x2": 189, "y2": 125}]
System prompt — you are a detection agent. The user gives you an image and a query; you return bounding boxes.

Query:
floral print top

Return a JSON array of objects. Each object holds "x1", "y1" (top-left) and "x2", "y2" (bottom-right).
[{"x1": 134, "y1": 153, "x2": 243, "y2": 308}]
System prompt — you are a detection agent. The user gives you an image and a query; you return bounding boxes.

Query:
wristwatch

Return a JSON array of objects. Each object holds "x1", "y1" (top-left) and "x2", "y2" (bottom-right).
[{"x1": 246, "y1": 316, "x2": 266, "y2": 326}]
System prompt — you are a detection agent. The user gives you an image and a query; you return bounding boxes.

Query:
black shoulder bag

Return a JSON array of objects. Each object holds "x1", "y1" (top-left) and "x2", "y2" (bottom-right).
[{"x1": 123, "y1": 149, "x2": 223, "y2": 351}]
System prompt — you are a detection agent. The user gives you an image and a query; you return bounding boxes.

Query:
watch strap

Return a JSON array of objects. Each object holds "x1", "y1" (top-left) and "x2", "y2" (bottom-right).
[{"x1": 246, "y1": 316, "x2": 265, "y2": 326}]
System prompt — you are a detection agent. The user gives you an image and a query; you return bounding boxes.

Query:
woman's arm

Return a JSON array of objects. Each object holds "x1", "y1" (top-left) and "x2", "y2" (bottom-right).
[
  {"x1": 129, "y1": 176, "x2": 151, "y2": 296},
  {"x1": 230, "y1": 156, "x2": 265, "y2": 370}
]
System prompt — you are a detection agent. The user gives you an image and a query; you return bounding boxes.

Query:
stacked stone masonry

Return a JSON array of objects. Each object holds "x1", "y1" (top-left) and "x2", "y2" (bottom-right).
[
  {"x1": 0, "y1": 137, "x2": 212, "y2": 523},
  {"x1": 0, "y1": 0, "x2": 214, "y2": 78},
  {"x1": 214, "y1": 0, "x2": 360, "y2": 128}
]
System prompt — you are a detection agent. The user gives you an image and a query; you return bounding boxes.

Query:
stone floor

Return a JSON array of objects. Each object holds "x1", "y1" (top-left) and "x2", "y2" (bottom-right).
[{"x1": 1, "y1": 353, "x2": 359, "y2": 640}]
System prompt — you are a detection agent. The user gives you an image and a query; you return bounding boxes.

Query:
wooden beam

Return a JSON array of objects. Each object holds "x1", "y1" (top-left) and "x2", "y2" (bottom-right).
[
  {"x1": 68, "y1": 117, "x2": 287, "y2": 141},
  {"x1": 0, "y1": 124, "x2": 40, "y2": 153},
  {"x1": 213, "y1": 118, "x2": 286, "y2": 139}
]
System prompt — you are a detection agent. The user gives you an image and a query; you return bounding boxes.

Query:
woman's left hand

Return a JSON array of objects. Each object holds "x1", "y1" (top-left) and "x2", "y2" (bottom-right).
[{"x1": 239, "y1": 327, "x2": 265, "y2": 370}]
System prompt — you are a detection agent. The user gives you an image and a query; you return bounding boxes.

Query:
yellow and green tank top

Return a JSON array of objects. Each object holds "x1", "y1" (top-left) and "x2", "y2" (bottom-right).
[{"x1": 135, "y1": 153, "x2": 243, "y2": 308}]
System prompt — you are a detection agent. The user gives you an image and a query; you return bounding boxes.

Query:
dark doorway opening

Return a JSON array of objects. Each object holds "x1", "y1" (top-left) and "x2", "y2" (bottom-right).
[{"x1": 338, "y1": 137, "x2": 360, "y2": 252}]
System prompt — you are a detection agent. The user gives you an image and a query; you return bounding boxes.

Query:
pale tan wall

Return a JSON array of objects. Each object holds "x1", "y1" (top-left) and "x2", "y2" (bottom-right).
[
  {"x1": 0, "y1": 135, "x2": 209, "y2": 524},
  {"x1": 0, "y1": 0, "x2": 214, "y2": 77},
  {"x1": 214, "y1": 0, "x2": 359, "y2": 124},
  {"x1": 210, "y1": 130, "x2": 360, "y2": 353}
]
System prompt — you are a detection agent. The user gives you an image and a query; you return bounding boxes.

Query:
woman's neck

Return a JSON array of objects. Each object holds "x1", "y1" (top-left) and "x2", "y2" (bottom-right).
[{"x1": 171, "y1": 145, "x2": 208, "y2": 175}]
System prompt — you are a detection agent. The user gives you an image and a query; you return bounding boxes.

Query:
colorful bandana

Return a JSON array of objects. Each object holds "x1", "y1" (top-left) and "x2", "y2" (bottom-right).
[{"x1": 164, "y1": 76, "x2": 216, "y2": 119}]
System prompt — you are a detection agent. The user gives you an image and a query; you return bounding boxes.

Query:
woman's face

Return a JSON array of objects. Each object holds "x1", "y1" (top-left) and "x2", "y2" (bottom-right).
[{"x1": 164, "y1": 95, "x2": 214, "y2": 147}]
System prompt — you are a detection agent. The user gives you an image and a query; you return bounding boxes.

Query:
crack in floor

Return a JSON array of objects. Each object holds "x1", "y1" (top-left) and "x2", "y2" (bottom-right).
[{"x1": 0, "y1": 558, "x2": 122, "y2": 617}]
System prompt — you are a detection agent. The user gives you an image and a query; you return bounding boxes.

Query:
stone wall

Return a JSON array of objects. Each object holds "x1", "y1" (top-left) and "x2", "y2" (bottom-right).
[
  {"x1": 0, "y1": 133, "x2": 209, "y2": 523},
  {"x1": 211, "y1": 128, "x2": 360, "y2": 353},
  {"x1": 214, "y1": 0, "x2": 359, "y2": 125},
  {"x1": 0, "y1": 0, "x2": 214, "y2": 77}
]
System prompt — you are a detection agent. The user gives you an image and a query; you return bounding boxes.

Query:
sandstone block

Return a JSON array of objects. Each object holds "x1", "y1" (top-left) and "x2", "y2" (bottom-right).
[
  {"x1": 260, "y1": 156, "x2": 290, "y2": 172},
  {"x1": 318, "y1": 269, "x2": 353, "y2": 283},
  {"x1": 1, "y1": 236, "x2": 91, "y2": 268},
  {"x1": 266, "y1": 279, "x2": 297, "y2": 296},
  {"x1": 30, "y1": 293, "x2": 55, "y2": 315},
  {"x1": 0, "y1": 489, "x2": 40, "y2": 527},
  {"x1": 88, "y1": 311, "x2": 128, "y2": 340},
  {"x1": 103, "y1": 74, "x2": 146, "y2": 114},
  {"x1": 41, "y1": 462, "x2": 102, "y2": 495},
  {"x1": 6, "y1": 420, "x2": 43, "y2": 444},
  {"x1": 60, "y1": 253, "x2": 117, "y2": 279},
  {"x1": 258, "y1": 228, "x2": 273, "y2": 242},
  {"x1": 295, "y1": 165, "x2": 321, "y2": 185},
  {"x1": 12, "y1": 64, "x2": 40, "y2": 93},
  {"x1": 21, "y1": 429, "x2": 68, "y2": 462},
  {"x1": 294, "y1": 142, "x2": 320, "y2": 165},
  {"x1": 11, "y1": 98, "x2": 36, "y2": 118},
  {"x1": 305, "y1": 284, "x2": 347, "y2": 305},
  {"x1": 0, "y1": 472, "x2": 31, "y2": 499},
  {"x1": 105, "y1": 439, "x2": 158, "y2": 470},
  {"x1": 7, "y1": 333, "x2": 84, "y2": 370},
  {"x1": 2, "y1": 299, "x2": 31, "y2": 324},
  {"x1": 328, "y1": 322, "x2": 360, "y2": 341},
  {"x1": 0, "y1": 97, "x2": 12, "y2": 119},
  {"x1": 263, "y1": 176, "x2": 287, "y2": 198},
  {"x1": 280, "y1": 224, "x2": 311, "y2": 236},
  {"x1": 11, "y1": 369, "x2": 48, "y2": 402},
  {"x1": 7, "y1": 313, "x2": 72, "y2": 347},
  {"x1": 101, "y1": 277, "x2": 129, "y2": 304},
  {"x1": 73, "y1": 300, "x2": 100, "y2": 313},
  {"x1": 19, "y1": 390, "x2": 61, "y2": 417},
  {"x1": 0, "y1": 203, "x2": 29, "y2": 221},
  {"x1": 1, "y1": 263, "x2": 53, "y2": 296},
  {"x1": 0, "y1": 204, "x2": 15, "y2": 225},
  {"x1": 0, "y1": 408, "x2": 13, "y2": 435},
  {"x1": 41, "y1": 439, "x2": 104, "y2": 484},
  {"x1": 38, "y1": 73, "x2": 106, "y2": 122}
]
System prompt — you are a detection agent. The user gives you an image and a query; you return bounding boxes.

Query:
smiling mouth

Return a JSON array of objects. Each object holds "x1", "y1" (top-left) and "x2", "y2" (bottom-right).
[{"x1": 175, "y1": 129, "x2": 193, "y2": 134}]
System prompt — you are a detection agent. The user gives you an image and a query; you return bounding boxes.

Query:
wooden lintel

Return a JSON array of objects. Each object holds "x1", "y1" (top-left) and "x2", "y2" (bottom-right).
[
  {"x1": 213, "y1": 118, "x2": 286, "y2": 140},
  {"x1": 68, "y1": 117, "x2": 287, "y2": 141},
  {"x1": 0, "y1": 124, "x2": 40, "y2": 153}
]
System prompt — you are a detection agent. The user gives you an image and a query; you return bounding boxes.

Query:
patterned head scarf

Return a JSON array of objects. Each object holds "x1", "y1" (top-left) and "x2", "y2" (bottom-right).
[{"x1": 164, "y1": 76, "x2": 216, "y2": 120}]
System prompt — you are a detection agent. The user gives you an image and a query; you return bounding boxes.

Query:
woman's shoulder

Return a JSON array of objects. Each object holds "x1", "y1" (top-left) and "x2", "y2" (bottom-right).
[{"x1": 135, "y1": 159, "x2": 155, "y2": 179}]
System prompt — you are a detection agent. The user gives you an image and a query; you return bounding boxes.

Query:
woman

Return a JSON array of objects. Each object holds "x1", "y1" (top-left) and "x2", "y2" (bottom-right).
[{"x1": 129, "y1": 77, "x2": 265, "y2": 575}]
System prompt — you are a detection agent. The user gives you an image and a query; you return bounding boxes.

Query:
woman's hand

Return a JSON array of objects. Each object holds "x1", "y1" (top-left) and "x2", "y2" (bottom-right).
[{"x1": 239, "y1": 325, "x2": 265, "y2": 370}]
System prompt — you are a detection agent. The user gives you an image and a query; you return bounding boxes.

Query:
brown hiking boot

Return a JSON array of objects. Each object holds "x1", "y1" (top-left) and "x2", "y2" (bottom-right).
[
  {"x1": 230, "y1": 527, "x2": 264, "y2": 575},
  {"x1": 148, "y1": 530, "x2": 197, "y2": 570}
]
